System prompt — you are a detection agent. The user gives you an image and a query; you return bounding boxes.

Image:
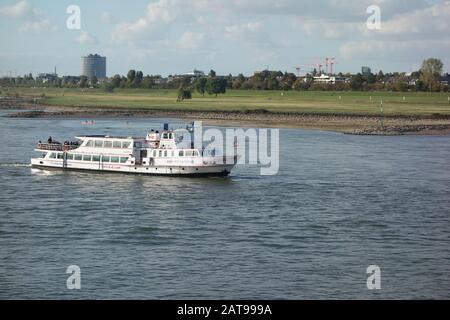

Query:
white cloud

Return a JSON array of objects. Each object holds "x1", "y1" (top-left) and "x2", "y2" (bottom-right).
[
  {"x1": 111, "y1": 0, "x2": 180, "y2": 43},
  {"x1": 100, "y1": 12, "x2": 115, "y2": 24},
  {"x1": 19, "y1": 18, "x2": 58, "y2": 33},
  {"x1": 76, "y1": 31, "x2": 99, "y2": 45},
  {"x1": 176, "y1": 31, "x2": 206, "y2": 50},
  {"x1": 0, "y1": 0, "x2": 57, "y2": 33},
  {"x1": 0, "y1": 0, "x2": 37, "y2": 19}
]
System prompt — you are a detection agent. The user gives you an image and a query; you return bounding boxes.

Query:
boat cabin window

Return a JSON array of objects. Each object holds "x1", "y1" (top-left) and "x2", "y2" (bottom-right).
[
  {"x1": 122, "y1": 142, "x2": 131, "y2": 149},
  {"x1": 113, "y1": 141, "x2": 121, "y2": 148},
  {"x1": 111, "y1": 157, "x2": 120, "y2": 163},
  {"x1": 120, "y1": 157, "x2": 128, "y2": 163},
  {"x1": 57, "y1": 153, "x2": 64, "y2": 159},
  {"x1": 74, "y1": 154, "x2": 82, "y2": 161},
  {"x1": 185, "y1": 150, "x2": 193, "y2": 157},
  {"x1": 179, "y1": 151, "x2": 184, "y2": 157},
  {"x1": 86, "y1": 140, "x2": 93, "y2": 147},
  {"x1": 159, "y1": 150, "x2": 162, "y2": 157},
  {"x1": 102, "y1": 156, "x2": 110, "y2": 162},
  {"x1": 193, "y1": 150, "x2": 199, "y2": 157},
  {"x1": 153, "y1": 150, "x2": 157, "y2": 157},
  {"x1": 164, "y1": 150, "x2": 168, "y2": 157},
  {"x1": 95, "y1": 140, "x2": 103, "y2": 148},
  {"x1": 171, "y1": 151, "x2": 174, "y2": 157},
  {"x1": 162, "y1": 133, "x2": 169, "y2": 139},
  {"x1": 93, "y1": 155, "x2": 100, "y2": 162},
  {"x1": 104, "y1": 141, "x2": 113, "y2": 148},
  {"x1": 66, "y1": 154, "x2": 74, "y2": 160},
  {"x1": 169, "y1": 133, "x2": 173, "y2": 139},
  {"x1": 50, "y1": 153, "x2": 57, "y2": 159},
  {"x1": 83, "y1": 155, "x2": 92, "y2": 161}
]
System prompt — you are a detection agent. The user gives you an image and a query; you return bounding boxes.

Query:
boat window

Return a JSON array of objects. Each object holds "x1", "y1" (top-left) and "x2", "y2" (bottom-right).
[
  {"x1": 50, "y1": 153, "x2": 57, "y2": 159},
  {"x1": 185, "y1": 150, "x2": 192, "y2": 157},
  {"x1": 179, "y1": 150, "x2": 184, "y2": 157},
  {"x1": 104, "y1": 141, "x2": 113, "y2": 148},
  {"x1": 66, "y1": 154, "x2": 74, "y2": 160},
  {"x1": 102, "y1": 156, "x2": 110, "y2": 162},
  {"x1": 122, "y1": 142, "x2": 131, "y2": 149},
  {"x1": 83, "y1": 154, "x2": 92, "y2": 161},
  {"x1": 162, "y1": 133, "x2": 168, "y2": 139},
  {"x1": 120, "y1": 157, "x2": 128, "y2": 163},
  {"x1": 113, "y1": 141, "x2": 121, "y2": 149},
  {"x1": 92, "y1": 155, "x2": 100, "y2": 162},
  {"x1": 164, "y1": 150, "x2": 168, "y2": 157},
  {"x1": 169, "y1": 133, "x2": 173, "y2": 139},
  {"x1": 95, "y1": 140, "x2": 103, "y2": 148},
  {"x1": 74, "y1": 154, "x2": 82, "y2": 161},
  {"x1": 171, "y1": 151, "x2": 174, "y2": 157},
  {"x1": 159, "y1": 150, "x2": 162, "y2": 157},
  {"x1": 57, "y1": 153, "x2": 64, "y2": 159},
  {"x1": 193, "y1": 150, "x2": 199, "y2": 157},
  {"x1": 111, "y1": 157, "x2": 119, "y2": 163},
  {"x1": 86, "y1": 140, "x2": 93, "y2": 147},
  {"x1": 153, "y1": 150, "x2": 157, "y2": 157}
]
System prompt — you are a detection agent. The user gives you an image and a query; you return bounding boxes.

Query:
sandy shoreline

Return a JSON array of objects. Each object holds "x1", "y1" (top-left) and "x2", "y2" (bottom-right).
[{"x1": 2, "y1": 98, "x2": 450, "y2": 136}]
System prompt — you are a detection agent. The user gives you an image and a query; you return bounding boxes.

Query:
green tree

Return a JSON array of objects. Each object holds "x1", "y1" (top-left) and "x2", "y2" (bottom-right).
[
  {"x1": 91, "y1": 75, "x2": 98, "y2": 87},
  {"x1": 207, "y1": 77, "x2": 227, "y2": 96},
  {"x1": 111, "y1": 74, "x2": 122, "y2": 88},
  {"x1": 80, "y1": 75, "x2": 88, "y2": 88},
  {"x1": 350, "y1": 73, "x2": 364, "y2": 90},
  {"x1": 195, "y1": 77, "x2": 208, "y2": 96},
  {"x1": 177, "y1": 88, "x2": 192, "y2": 101},
  {"x1": 208, "y1": 69, "x2": 216, "y2": 78},
  {"x1": 127, "y1": 70, "x2": 136, "y2": 85},
  {"x1": 420, "y1": 58, "x2": 444, "y2": 91}
]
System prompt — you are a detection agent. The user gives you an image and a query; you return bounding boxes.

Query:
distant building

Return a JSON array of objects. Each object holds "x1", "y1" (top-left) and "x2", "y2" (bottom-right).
[
  {"x1": 313, "y1": 74, "x2": 347, "y2": 84},
  {"x1": 440, "y1": 73, "x2": 450, "y2": 86},
  {"x1": 362, "y1": 66, "x2": 372, "y2": 76},
  {"x1": 37, "y1": 73, "x2": 58, "y2": 83},
  {"x1": 185, "y1": 69, "x2": 205, "y2": 77},
  {"x1": 81, "y1": 54, "x2": 106, "y2": 79}
]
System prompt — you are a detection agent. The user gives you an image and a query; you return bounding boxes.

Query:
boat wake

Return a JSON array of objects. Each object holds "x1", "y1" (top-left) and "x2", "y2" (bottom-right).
[{"x1": 0, "y1": 163, "x2": 31, "y2": 168}]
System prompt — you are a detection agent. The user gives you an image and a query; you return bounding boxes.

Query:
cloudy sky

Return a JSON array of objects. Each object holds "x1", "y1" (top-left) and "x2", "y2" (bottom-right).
[{"x1": 0, "y1": 0, "x2": 449, "y2": 77}]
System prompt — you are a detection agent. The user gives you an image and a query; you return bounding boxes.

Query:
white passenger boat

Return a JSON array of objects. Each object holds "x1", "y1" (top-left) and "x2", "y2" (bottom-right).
[{"x1": 31, "y1": 123, "x2": 237, "y2": 176}]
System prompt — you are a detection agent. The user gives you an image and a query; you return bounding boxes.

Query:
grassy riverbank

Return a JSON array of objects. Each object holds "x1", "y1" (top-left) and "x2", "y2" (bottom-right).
[
  {"x1": 4, "y1": 87, "x2": 450, "y2": 117},
  {"x1": 3, "y1": 87, "x2": 450, "y2": 135}
]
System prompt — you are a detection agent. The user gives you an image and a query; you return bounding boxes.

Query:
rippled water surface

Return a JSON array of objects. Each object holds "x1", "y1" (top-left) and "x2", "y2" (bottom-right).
[{"x1": 0, "y1": 110, "x2": 449, "y2": 299}]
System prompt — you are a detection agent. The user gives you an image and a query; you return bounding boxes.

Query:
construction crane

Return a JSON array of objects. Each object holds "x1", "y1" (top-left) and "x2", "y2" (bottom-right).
[{"x1": 327, "y1": 57, "x2": 337, "y2": 75}]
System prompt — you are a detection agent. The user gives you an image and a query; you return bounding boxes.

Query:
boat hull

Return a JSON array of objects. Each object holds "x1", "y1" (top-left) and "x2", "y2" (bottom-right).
[{"x1": 30, "y1": 158, "x2": 234, "y2": 177}]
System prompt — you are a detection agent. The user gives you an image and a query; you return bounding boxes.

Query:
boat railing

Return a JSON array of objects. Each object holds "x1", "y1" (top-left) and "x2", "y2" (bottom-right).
[{"x1": 37, "y1": 143, "x2": 79, "y2": 151}]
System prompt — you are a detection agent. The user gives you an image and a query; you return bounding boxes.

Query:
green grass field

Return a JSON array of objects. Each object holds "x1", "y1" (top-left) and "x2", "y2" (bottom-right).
[{"x1": 6, "y1": 87, "x2": 450, "y2": 116}]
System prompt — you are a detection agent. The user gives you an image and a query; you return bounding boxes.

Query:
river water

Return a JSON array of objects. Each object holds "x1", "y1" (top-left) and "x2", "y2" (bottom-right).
[{"x1": 0, "y1": 110, "x2": 449, "y2": 299}]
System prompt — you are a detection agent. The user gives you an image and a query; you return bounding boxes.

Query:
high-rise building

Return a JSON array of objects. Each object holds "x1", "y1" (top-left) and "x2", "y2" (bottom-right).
[
  {"x1": 361, "y1": 66, "x2": 372, "y2": 76},
  {"x1": 81, "y1": 54, "x2": 106, "y2": 79}
]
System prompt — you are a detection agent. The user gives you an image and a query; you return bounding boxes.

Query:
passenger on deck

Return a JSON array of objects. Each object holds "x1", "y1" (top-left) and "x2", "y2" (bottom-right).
[{"x1": 48, "y1": 136, "x2": 53, "y2": 144}]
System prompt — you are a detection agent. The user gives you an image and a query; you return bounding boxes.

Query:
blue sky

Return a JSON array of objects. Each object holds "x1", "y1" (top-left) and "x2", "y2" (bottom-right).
[{"x1": 0, "y1": 0, "x2": 449, "y2": 77}]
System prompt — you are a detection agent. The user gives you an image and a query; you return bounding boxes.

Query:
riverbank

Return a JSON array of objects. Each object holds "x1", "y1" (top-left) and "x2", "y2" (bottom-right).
[{"x1": 2, "y1": 95, "x2": 450, "y2": 135}]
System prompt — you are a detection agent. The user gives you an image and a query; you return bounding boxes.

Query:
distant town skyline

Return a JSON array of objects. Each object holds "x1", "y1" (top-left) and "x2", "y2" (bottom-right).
[{"x1": 0, "y1": 0, "x2": 449, "y2": 77}]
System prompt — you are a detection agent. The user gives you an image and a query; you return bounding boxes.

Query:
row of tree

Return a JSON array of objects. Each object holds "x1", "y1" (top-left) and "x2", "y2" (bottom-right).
[{"x1": 1, "y1": 59, "x2": 447, "y2": 94}]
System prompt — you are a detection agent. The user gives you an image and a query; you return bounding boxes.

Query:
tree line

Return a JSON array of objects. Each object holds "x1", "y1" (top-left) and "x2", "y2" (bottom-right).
[{"x1": 1, "y1": 58, "x2": 447, "y2": 95}]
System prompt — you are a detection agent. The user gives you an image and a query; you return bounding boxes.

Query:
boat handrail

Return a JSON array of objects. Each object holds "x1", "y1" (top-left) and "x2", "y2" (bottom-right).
[{"x1": 37, "y1": 143, "x2": 78, "y2": 151}]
